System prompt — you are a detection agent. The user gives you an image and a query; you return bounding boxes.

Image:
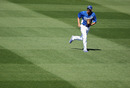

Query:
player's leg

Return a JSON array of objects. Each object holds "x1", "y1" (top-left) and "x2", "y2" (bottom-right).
[
  {"x1": 69, "y1": 27, "x2": 83, "y2": 43},
  {"x1": 82, "y1": 26, "x2": 90, "y2": 52},
  {"x1": 82, "y1": 29, "x2": 87, "y2": 51},
  {"x1": 84, "y1": 27, "x2": 90, "y2": 52},
  {"x1": 72, "y1": 35, "x2": 82, "y2": 40},
  {"x1": 69, "y1": 35, "x2": 82, "y2": 43}
]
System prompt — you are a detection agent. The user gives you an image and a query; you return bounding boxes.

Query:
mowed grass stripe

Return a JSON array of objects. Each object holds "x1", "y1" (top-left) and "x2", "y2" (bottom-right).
[
  {"x1": 1, "y1": 10, "x2": 129, "y2": 19},
  {"x1": 0, "y1": 46, "x2": 76, "y2": 87},
  {"x1": 0, "y1": 48, "x2": 32, "y2": 64},
  {"x1": 110, "y1": 39, "x2": 130, "y2": 48},
  {"x1": 37, "y1": 64, "x2": 130, "y2": 81},
  {"x1": 0, "y1": 27, "x2": 129, "y2": 38},
  {"x1": 0, "y1": 27, "x2": 129, "y2": 48},
  {"x1": 103, "y1": 5, "x2": 130, "y2": 15},
  {"x1": 0, "y1": 64, "x2": 62, "y2": 81},
  {"x1": 20, "y1": 4, "x2": 116, "y2": 12},
  {"x1": 0, "y1": 81, "x2": 129, "y2": 88},
  {"x1": 0, "y1": 64, "x2": 129, "y2": 81},
  {"x1": 14, "y1": 49, "x2": 130, "y2": 64},
  {"x1": 0, "y1": 63, "x2": 75, "y2": 87},
  {"x1": 0, "y1": 3, "x2": 120, "y2": 12},
  {"x1": 8, "y1": 0, "x2": 97, "y2": 5},
  {"x1": 35, "y1": 11, "x2": 130, "y2": 19},
  {"x1": 0, "y1": 37, "x2": 129, "y2": 50},
  {"x1": 0, "y1": 10, "x2": 130, "y2": 20},
  {"x1": 0, "y1": 81, "x2": 75, "y2": 88},
  {"x1": 0, "y1": 18, "x2": 130, "y2": 28},
  {"x1": 86, "y1": 0, "x2": 130, "y2": 6},
  {"x1": 86, "y1": 0, "x2": 130, "y2": 15},
  {"x1": 57, "y1": 18, "x2": 130, "y2": 28},
  {"x1": 71, "y1": 81, "x2": 130, "y2": 88},
  {"x1": 0, "y1": 18, "x2": 74, "y2": 28},
  {"x1": 2, "y1": 27, "x2": 130, "y2": 39},
  {"x1": 0, "y1": 27, "x2": 77, "y2": 37},
  {"x1": 0, "y1": 10, "x2": 43, "y2": 17},
  {"x1": 90, "y1": 28, "x2": 130, "y2": 39}
]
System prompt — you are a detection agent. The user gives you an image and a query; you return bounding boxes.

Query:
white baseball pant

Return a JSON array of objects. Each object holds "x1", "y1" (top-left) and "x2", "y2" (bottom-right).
[{"x1": 72, "y1": 24, "x2": 90, "y2": 51}]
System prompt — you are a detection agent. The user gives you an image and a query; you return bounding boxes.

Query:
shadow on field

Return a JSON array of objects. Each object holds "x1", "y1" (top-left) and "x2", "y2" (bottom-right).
[
  {"x1": 0, "y1": 46, "x2": 76, "y2": 88},
  {"x1": 0, "y1": 49, "x2": 32, "y2": 64},
  {"x1": 72, "y1": 48, "x2": 101, "y2": 51},
  {"x1": 0, "y1": 81, "x2": 76, "y2": 88},
  {"x1": 88, "y1": 48, "x2": 101, "y2": 51}
]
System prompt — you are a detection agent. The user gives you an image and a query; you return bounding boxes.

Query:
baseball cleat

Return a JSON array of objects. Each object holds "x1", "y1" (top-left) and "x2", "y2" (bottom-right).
[
  {"x1": 69, "y1": 39, "x2": 73, "y2": 44},
  {"x1": 69, "y1": 36, "x2": 73, "y2": 44},
  {"x1": 83, "y1": 50, "x2": 88, "y2": 52}
]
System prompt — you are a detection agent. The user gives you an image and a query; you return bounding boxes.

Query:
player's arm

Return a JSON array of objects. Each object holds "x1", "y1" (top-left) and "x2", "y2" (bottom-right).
[
  {"x1": 91, "y1": 14, "x2": 97, "y2": 26},
  {"x1": 77, "y1": 17, "x2": 81, "y2": 28},
  {"x1": 91, "y1": 22, "x2": 96, "y2": 26},
  {"x1": 77, "y1": 11, "x2": 83, "y2": 28}
]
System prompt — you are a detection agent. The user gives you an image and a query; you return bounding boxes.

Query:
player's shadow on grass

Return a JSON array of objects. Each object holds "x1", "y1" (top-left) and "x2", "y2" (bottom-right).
[{"x1": 72, "y1": 48, "x2": 101, "y2": 51}]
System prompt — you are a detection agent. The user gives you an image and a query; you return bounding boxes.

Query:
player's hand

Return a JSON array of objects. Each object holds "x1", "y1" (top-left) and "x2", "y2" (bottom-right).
[{"x1": 78, "y1": 24, "x2": 81, "y2": 28}]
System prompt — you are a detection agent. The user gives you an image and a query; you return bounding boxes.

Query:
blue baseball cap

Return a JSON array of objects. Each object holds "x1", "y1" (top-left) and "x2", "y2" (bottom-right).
[{"x1": 87, "y1": 5, "x2": 92, "y2": 10}]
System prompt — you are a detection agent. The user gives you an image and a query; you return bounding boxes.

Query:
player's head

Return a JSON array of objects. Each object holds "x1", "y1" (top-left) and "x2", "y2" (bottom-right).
[
  {"x1": 87, "y1": 5, "x2": 92, "y2": 11},
  {"x1": 87, "y1": 5, "x2": 92, "y2": 14}
]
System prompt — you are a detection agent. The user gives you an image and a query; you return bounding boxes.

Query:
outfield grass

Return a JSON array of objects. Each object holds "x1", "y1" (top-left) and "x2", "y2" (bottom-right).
[{"x1": 0, "y1": 0, "x2": 130, "y2": 88}]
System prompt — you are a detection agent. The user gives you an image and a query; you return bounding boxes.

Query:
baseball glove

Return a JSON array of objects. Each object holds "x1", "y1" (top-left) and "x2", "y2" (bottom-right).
[{"x1": 87, "y1": 19, "x2": 92, "y2": 27}]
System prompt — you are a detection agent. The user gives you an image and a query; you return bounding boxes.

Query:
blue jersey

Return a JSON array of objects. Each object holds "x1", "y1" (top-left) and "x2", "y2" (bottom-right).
[{"x1": 78, "y1": 11, "x2": 97, "y2": 27}]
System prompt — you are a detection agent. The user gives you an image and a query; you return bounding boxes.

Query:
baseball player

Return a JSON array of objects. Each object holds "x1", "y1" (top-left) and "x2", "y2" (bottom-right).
[{"x1": 69, "y1": 5, "x2": 97, "y2": 52}]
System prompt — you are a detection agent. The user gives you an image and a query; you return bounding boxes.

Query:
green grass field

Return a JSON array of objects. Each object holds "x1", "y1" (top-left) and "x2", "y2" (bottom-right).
[{"x1": 0, "y1": 0, "x2": 130, "y2": 88}]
